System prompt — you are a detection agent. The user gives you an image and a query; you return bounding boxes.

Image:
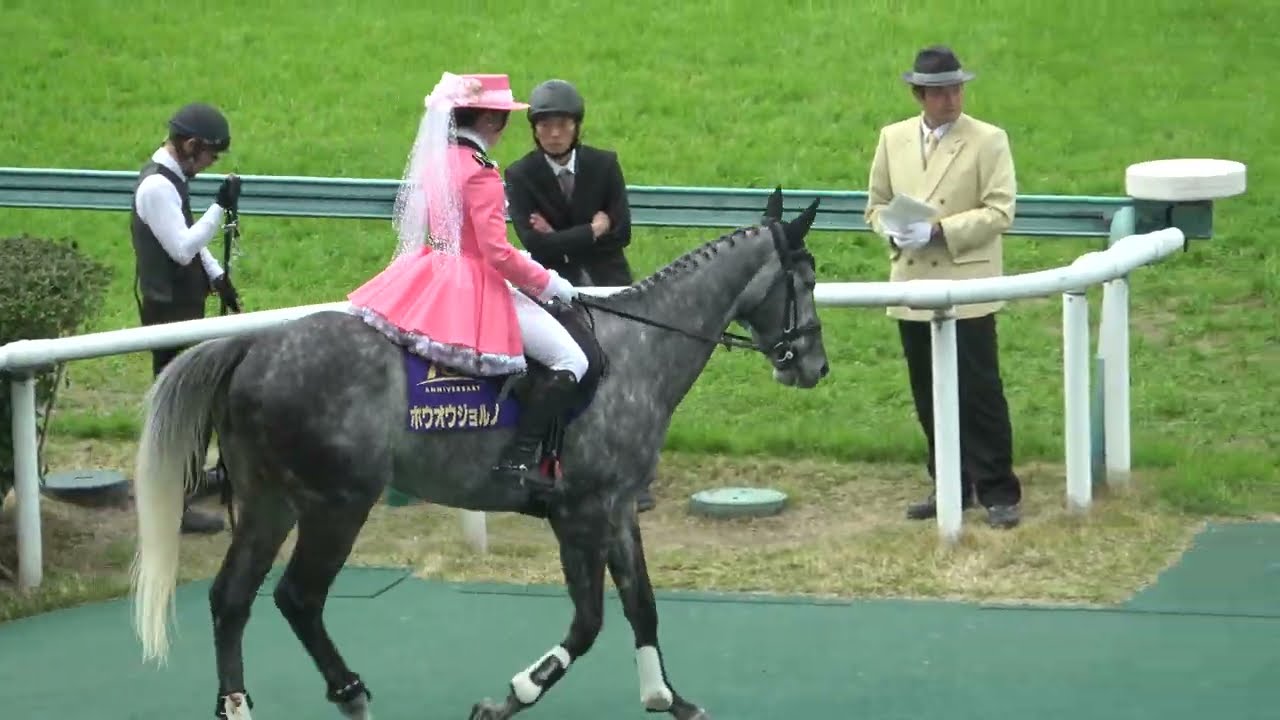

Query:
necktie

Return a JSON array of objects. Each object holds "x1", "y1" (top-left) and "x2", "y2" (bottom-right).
[
  {"x1": 558, "y1": 169, "x2": 574, "y2": 199},
  {"x1": 923, "y1": 132, "x2": 938, "y2": 166}
]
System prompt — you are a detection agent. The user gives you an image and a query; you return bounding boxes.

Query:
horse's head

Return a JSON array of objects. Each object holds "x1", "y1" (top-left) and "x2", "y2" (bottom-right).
[{"x1": 735, "y1": 187, "x2": 829, "y2": 389}]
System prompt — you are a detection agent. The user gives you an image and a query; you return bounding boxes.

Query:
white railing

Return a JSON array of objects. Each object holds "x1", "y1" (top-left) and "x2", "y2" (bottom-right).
[{"x1": 1, "y1": 225, "x2": 1185, "y2": 591}]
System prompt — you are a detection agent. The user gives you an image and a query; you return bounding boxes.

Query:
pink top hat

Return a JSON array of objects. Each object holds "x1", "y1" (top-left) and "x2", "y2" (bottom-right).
[{"x1": 427, "y1": 72, "x2": 529, "y2": 111}]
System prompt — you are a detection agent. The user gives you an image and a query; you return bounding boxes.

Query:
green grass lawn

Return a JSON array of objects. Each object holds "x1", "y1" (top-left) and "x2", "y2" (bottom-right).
[{"x1": 1, "y1": 0, "x2": 1276, "y2": 525}]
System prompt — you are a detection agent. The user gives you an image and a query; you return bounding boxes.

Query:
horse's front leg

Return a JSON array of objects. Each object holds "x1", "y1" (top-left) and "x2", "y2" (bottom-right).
[
  {"x1": 607, "y1": 511, "x2": 710, "y2": 720},
  {"x1": 468, "y1": 508, "x2": 608, "y2": 720}
]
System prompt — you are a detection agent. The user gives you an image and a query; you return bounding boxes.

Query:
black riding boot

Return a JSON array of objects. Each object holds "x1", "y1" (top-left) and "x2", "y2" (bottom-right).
[{"x1": 491, "y1": 369, "x2": 579, "y2": 495}]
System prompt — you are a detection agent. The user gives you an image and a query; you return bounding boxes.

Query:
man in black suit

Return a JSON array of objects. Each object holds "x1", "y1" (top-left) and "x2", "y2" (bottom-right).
[
  {"x1": 504, "y1": 78, "x2": 634, "y2": 288},
  {"x1": 503, "y1": 79, "x2": 654, "y2": 510}
]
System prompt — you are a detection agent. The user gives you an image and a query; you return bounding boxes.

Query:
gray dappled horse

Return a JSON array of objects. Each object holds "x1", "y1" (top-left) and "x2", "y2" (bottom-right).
[{"x1": 129, "y1": 188, "x2": 829, "y2": 720}]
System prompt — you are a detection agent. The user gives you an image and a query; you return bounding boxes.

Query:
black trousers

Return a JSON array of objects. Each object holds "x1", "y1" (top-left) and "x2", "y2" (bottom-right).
[
  {"x1": 138, "y1": 297, "x2": 206, "y2": 377},
  {"x1": 898, "y1": 314, "x2": 1022, "y2": 507},
  {"x1": 137, "y1": 296, "x2": 215, "y2": 501}
]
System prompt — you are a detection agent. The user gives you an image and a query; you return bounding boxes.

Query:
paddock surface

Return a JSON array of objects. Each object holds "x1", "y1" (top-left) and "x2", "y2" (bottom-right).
[{"x1": 1, "y1": 521, "x2": 1276, "y2": 719}]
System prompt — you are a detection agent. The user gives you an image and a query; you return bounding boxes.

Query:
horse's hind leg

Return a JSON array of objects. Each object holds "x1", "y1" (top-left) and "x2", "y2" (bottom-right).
[
  {"x1": 273, "y1": 497, "x2": 378, "y2": 719},
  {"x1": 607, "y1": 512, "x2": 709, "y2": 720},
  {"x1": 469, "y1": 507, "x2": 609, "y2": 720},
  {"x1": 210, "y1": 488, "x2": 297, "y2": 720}
]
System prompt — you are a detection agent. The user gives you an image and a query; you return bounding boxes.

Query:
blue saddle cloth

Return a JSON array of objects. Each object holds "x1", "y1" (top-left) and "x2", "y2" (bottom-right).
[{"x1": 399, "y1": 300, "x2": 606, "y2": 435}]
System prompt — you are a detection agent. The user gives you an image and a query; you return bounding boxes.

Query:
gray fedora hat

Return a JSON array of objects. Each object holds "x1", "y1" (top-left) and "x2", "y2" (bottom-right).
[{"x1": 901, "y1": 45, "x2": 976, "y2": 86}]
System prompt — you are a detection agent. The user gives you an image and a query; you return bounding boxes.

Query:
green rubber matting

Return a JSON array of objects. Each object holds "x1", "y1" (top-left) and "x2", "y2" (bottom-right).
[
  {"x1": 1, "y1": 522, "x2": 1277, "y2": 719},
  {"x1": 1123, "y1": 521, "x2": 1280, "y2": 618}
]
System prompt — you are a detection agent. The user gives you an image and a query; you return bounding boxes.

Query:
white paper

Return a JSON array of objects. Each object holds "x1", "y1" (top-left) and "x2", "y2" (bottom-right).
[{"x1": 879, "y1": 194, "x2": 936, "y2": 233}]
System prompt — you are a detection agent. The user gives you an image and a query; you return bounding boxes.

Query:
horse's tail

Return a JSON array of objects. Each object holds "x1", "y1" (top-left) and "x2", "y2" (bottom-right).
[{"x1": 130, "y1": 333, "x2": 255, "y2": 665}]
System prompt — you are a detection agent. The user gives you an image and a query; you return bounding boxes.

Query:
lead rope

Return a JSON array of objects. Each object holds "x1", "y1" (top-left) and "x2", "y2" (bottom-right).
[{"x1": 219, "y1": 209, "x2": 240, "y2": 532}]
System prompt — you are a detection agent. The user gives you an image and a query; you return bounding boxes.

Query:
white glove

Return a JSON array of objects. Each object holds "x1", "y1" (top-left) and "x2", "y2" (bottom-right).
[
  {"x1": 539, "y1": 270, "x2": 577, "y2": 304},
  {"x1": 889, "y1": 221, "x2": 933, "y2": 250}
]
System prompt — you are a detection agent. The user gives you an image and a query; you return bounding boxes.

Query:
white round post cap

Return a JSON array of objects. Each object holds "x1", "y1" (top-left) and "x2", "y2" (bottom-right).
[{"x1": 1125, "y1": 158, "x2": 1247, "y2": 201}]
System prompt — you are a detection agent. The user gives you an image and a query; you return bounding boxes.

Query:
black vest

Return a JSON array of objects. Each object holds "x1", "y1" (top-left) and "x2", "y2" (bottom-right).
[{"x1": 130, "y1": 161, "x2": 210, "y2": 305}]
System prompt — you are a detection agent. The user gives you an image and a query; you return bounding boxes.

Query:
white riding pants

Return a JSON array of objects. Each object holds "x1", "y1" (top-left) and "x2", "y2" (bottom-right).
[{"x1": 511, "y1": 291, "x2": 589, "y2": 381}]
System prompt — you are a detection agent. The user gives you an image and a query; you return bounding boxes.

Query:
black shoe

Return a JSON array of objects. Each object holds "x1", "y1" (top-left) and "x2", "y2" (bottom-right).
[
  {"x1": 905, "y1": 491, "x2": 975, "y2": 520},
  {"x1": 491, "y1": 369, "x2": 579, "y2": 496},
  {"x1": 985, "y1": 504, "x2": 1021, "y2": 529},
  {"x1": 181, "y1": 504, "x2": 225, "y2": 534}
]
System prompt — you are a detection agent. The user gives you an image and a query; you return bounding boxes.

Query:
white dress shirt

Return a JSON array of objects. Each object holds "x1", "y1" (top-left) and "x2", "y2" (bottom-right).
[
  {"x1": 134, "y1": 147, "x2": 226, "y2": 279},
  {"x1": 920, "y1": 116, "x2": 954, "y2": 164},
  {"x1": 543, "y1": 147, "x2": 576, "y2": 181}
]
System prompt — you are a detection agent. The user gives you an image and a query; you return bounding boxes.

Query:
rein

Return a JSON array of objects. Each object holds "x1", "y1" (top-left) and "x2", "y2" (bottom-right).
[
  {"x1": 573, "y1": 296, "x2": 759, "y2": 351},
  {"x1": 571, "y1": 222, "x2": 820, "y2": 364},
  {"x1": 220, "y1": 208, "x2": 239, "y2": 316}
]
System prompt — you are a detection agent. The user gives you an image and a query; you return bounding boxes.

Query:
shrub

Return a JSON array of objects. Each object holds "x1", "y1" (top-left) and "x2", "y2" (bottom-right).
[{"x1": 0, "y1": 234, "x2": 112, "y2": 500}]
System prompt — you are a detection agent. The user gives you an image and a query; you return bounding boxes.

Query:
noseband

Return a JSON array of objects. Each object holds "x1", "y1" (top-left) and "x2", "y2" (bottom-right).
[
  {"x1": 573, "y1": 221, "x2": 820, "y2": 366},
  {"x1": 740, "y1": 221, "x2": 822, "y2": 369}
]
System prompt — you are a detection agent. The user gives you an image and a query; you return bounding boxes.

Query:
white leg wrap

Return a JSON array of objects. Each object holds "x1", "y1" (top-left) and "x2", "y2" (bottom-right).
[
  {"x1": 222, "y1": 693, "x2": 253, "y2": 720},
  {"x1": 511, "y1": 645, "x2": 572, "y2": 705},
  {"x1": 636, "y1": 645, "x2": 674, "y2": 710}
]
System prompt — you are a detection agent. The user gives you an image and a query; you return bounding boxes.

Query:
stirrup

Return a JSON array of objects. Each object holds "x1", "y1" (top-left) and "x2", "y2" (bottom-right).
[{"x1": 492, "y1": 459, "x2": 560, "y2": 494}]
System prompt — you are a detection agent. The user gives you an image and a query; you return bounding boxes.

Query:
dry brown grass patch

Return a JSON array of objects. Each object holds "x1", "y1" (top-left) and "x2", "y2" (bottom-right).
[{"x1": 0, "y1": 437, "x2": 1202, "y2": 622}]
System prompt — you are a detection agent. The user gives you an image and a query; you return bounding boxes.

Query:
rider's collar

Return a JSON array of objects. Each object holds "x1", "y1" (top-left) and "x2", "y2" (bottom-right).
[
  {"x1": 543, "y1": 147, "x2": 576, "y2": 174},
  {"x1": 456, "y1": 128, "x2": 489, "y2": 153}
]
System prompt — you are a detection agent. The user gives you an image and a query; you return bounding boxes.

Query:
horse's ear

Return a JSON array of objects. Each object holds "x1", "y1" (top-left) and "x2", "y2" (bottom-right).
[
  {"x1": 762, "y1": 185, "x2": 784, "y2": 222},
  {"x1": 785, "y1": 196, "x2": 820, "y2": 245}
]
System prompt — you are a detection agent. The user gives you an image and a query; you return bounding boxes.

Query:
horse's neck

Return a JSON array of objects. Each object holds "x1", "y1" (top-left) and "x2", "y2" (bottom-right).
[{"x1": 600, "y1": 229, "x2": 773, "y2": 413}]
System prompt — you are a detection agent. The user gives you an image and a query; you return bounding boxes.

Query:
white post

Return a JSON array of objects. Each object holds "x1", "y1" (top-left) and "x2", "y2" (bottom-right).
[
  {"x1": 1099, "y1": 278, "x2": 1131, "y2": 486},
  {"x1": 10, "y1": 375, "x2": 43, "y2": 590},
  {"x1": 930, "y1": 308, "x2": 963, "y2": 544},
  {"x1": 1062, "y1": 291, "x2": 1092, "y2": 511},
  {"x1": 1098, "y1": 205, "x2": 1135, "y2": 488},
  {"x1": 459, "y1": 510, "x2": 487, "y2": 553}
]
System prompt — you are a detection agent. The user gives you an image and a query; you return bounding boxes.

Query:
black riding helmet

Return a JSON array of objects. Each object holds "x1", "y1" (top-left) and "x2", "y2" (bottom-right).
[
  {"x1": 527, "y1": 79, "x2": 584, "y2": 152},
  {"x1": 168, "y1": 102, "x2": 231, "y2": 153}
]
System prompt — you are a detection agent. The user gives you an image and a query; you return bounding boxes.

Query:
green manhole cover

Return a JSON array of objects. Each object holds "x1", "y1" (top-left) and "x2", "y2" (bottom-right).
[
  {"x1": 41, "y1": 469, "x2": 130, "y2": 507},
  {"x1": 689, "y1": 487, "x2": 788, "y2": 518}
]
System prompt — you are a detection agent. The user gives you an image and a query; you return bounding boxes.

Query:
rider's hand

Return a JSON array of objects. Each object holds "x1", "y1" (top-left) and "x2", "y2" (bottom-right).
[
  {"x1": 210, "y1": 273, "x2": 242, "y2": 313},
  {"x1": 539, "y1": 270, "x2": 577, "y2": 304},
  {"x1": 590, "y1": 211, "x2": 611, "y2": 238},
  {"x1": 216, "y1": 174, "x2": 241, "y2": 212},
  {"x1": 530, "y1": 213, "x2": 553, "y2": 234}
]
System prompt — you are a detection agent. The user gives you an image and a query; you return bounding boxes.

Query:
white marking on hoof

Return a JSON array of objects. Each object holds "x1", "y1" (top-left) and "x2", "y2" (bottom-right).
[
  {"x1": 636, "y1": 645, "x2": 674, "y2": 710},
  {"x1": 223, "y1": 693, "x2": 253, "y2": 720},
  {"x1": 511, "y1": 644, "x2": 571, "y2": 705},
  {"x1": 339, "y1": 692, "x2": 372, "y2": 720}
]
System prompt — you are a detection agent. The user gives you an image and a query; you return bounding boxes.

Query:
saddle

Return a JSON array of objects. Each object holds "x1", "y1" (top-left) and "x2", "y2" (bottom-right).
[{"x1": 504, "y1": 299, "x2": 607, "y2": 411}]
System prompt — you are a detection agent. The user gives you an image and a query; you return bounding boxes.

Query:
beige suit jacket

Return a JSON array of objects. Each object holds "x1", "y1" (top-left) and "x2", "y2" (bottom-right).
[{"x1": 864, "y1": 112, "x2": 1017, "y2": 321}]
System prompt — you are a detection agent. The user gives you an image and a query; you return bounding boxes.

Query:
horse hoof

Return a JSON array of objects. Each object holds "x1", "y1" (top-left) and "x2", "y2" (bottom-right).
[
  {"x1": 672, "y1": 704, "x2": 711, "y2": 720},
  {"x1": 222, "y1": 693, "x2": 253, "y2": 720},
  {"x1": 468, "y1": 699, "x2": 505, "y2": 720},
  {"x1": 338, "y1": 692, "x2": 372, "y2": 719}
]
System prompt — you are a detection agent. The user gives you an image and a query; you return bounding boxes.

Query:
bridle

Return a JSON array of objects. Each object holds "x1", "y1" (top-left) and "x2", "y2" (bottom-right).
[{"x1": 573, "y1": 221, "x2": 822, "y2": 369}]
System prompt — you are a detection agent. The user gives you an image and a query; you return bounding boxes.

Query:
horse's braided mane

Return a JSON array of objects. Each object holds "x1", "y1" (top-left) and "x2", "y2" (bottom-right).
[{"x1": 603, "y1": 224, "x2": 763, "y2": 303}]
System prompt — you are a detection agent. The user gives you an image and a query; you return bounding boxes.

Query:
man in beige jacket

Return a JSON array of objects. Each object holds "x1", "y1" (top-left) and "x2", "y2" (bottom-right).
[{"x1": 864, "y1": 45, "x2": 1022, "y2": 529}]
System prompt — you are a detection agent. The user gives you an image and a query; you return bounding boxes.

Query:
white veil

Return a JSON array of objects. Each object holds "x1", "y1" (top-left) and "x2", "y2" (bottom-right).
[{"x1": 390, "y1": 72, "x2": 483, "y2": 259}]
